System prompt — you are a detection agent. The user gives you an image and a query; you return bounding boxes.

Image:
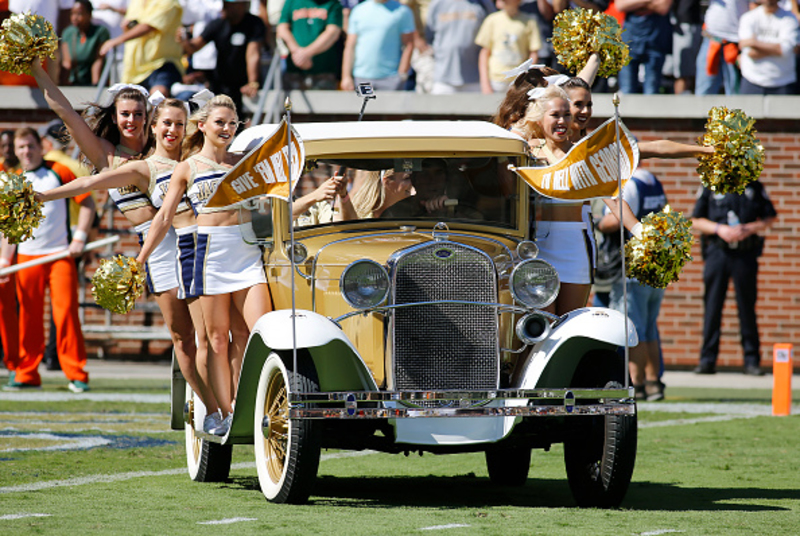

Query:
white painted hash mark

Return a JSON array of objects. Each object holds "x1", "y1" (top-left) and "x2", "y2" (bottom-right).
[
  {"x1": 641, "y1": 530, "x2": 686, "y2": 535},
  {"x1": 0, "y1": 513, "x2": 52, "y2": 520},
  {"x1": 197, "y1": 517, "x2": 257, "y2": 525},
  {"x1": 419, "y1": 524, "x2": 471, "y2": 531}
]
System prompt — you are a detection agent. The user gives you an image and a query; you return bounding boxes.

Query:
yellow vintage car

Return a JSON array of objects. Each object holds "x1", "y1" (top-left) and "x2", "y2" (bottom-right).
[{"x1": 176, "y1": 120, "x2": 638, "y2": 508}]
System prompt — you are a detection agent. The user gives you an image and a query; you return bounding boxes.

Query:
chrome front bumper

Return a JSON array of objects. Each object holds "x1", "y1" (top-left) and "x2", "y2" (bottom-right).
[{"x1": 289, "y1": 387, "x2": 636, "y2": 419}]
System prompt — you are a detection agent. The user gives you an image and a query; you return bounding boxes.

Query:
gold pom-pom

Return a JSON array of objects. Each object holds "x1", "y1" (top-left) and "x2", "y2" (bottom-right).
[
  {"x1": 0, "y1": 12, "x2": 58, "y2": 75},
  {"x1": 697, "y1": 107, "x2": 764, "y2": 195},
  {"x1": 91, "y1": 255, "x2": 146, "y2": 314},
  {"x1": 551, "y1": 8, "x2": 630, "y2": 78},
  {"x1": 0, "y1": 171, "x2": 45, "y2": 243},
  {"x1": 625, "y1": 206, "x2": 693, "y2": 289}
]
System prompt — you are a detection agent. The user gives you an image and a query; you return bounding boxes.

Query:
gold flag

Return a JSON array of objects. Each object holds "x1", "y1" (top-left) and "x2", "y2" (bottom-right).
[
  {"x1": 205, "y1": 119, "x2": 305, "y2": 209},
  {"x1": 512, "y1": 117, "x2": 640, "y2": 200}
]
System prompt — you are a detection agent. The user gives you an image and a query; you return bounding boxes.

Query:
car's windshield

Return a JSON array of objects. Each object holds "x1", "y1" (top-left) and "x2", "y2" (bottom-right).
[{"x1": 292, "y1": 157, "x2": 521, "y2": 229}]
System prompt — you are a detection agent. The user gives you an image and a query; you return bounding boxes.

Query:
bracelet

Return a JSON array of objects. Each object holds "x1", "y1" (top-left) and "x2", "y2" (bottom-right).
[
  {"x1": 247, "y1": 81, "x2": 260, "y2": 89},
  {"x1": 714, "y1": 223, "x2": 720, "y2": 235},
  {"x1": 73, "y1": 229, "x2": 88, "y2": 242},
  {"x1": 339, "y1": 193, "x2": 350, "y2": 204}
]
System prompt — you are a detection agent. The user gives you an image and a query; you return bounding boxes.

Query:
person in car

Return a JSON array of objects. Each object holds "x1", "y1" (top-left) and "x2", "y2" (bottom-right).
[
  {"x1": 292, "y1": 172, "x2": 355, "y2": 225},
  {"x1": 381, "y1": 159, "x2": 451, "y2": 217},
  {"x1": 349, "y1": 169, "x2": 415, "y2": 219}
]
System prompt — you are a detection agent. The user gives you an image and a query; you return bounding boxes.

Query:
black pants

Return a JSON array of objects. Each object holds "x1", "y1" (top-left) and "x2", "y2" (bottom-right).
[{"x1": 700, "y1": 247, "x2": 760, "y2": 367}]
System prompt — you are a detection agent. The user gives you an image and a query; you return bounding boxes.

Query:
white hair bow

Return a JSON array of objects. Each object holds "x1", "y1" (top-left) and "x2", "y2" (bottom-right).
[
  {"x1": 148, "y1": 90, "x2": 166, "y2": 108},
  {"x1": 107, "y1": 83, "x2": 150, "y2": 99},
  {"x1": 189, "y1": 89, "x2": 215, "y2": 111},
  {"x1": 527, "y1": 87, "x2": 547, "y2": 101},
  {"x1": 502, "y1": 59, "x2": 546, "y2": 81},
  {"x1": 148, "y1": 90, "x2": 193, "y2": 116},
  {"x1": 544, "y1": 74, "x2": 571, "y2": 87}
]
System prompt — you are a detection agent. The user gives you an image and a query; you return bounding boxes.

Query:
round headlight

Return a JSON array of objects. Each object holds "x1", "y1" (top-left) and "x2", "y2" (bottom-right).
[
  {"x1": 340, "y1": 260, "x2": 390, "y2": 309},
  {"x1": 510, "y1": 259, "x2": 559, "y2": 309},
  {"x1": 290, "y1": 242, "x2": 308, "y2": 264},
  {"x1": 516, "y1": 240, "x2": 539, "y2": 260}
]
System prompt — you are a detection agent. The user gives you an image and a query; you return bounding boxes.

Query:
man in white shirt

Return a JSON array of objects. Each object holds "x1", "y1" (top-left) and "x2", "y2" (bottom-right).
[
  {"x1": 738, "y1": 0, "x2": 799, "y2": 94},
  {"x1": 0, "y1": 128, "x2": 94, "y2": 393},
  {"x1": 695, "y1": 0, "x2": 749, "y2": 94}
]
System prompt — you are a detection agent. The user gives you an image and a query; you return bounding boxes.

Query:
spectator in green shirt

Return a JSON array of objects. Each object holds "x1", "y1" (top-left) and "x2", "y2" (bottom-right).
[
  {"x1": 61, "y1": 0, "x2": 111, "y2": 86},
  {"x1": 276, "y1": 0, "x2": 343, "y2": 89}
]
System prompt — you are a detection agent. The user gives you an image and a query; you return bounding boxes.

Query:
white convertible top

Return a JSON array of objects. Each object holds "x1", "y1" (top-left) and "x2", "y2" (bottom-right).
[{"x1": 230, "y1": 121, "x2": 527, "y2": 158}]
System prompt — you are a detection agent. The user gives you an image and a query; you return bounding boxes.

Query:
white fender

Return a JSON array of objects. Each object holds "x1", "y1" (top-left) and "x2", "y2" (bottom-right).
[
  {"x1": 251, "y1": 309, "x2": 352, "y2": 350},
  {"x1": 246, "y1": 309, "x2": 379, "y2": 391},
  {"x1": 517, "y1": 307, "x2": 638, "y2": 389}
]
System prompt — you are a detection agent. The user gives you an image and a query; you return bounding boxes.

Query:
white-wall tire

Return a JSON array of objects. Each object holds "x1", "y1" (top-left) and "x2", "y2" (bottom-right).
[
  {"x1": 254, "y1": 351, "x2": 321, "y2": 503},
  {"x1": 185, "y1": 385, "x2": 232, "y2": 482}
]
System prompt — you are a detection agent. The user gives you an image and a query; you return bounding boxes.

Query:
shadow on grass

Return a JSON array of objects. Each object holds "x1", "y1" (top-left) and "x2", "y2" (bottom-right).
[{"x1": 224, "y1": 474, "x2": 800, "y2": 511}]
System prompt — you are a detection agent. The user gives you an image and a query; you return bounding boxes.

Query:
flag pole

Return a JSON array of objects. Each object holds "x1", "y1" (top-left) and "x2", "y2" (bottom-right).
[
  {"x1": 285, "y1": 96, "x2": 298, "y2": 392},
  {"x1": 613, "y1": 93, "x2": 630, "y2": 391}
]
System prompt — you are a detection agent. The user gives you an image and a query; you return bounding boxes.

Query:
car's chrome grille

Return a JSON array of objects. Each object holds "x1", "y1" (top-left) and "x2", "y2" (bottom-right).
[{"x1": 391, "y1": 242, "x2": 499, "y2": 391}]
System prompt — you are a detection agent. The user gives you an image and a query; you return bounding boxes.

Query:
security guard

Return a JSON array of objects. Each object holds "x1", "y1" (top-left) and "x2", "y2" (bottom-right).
[{"x1": 691, "y1": 181, "x2": 777, "y2": 376}]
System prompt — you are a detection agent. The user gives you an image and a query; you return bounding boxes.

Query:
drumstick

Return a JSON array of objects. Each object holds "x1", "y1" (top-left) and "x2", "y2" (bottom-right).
[{"x1": 0, "y1": 235, "x2": 121, "y2": 277}]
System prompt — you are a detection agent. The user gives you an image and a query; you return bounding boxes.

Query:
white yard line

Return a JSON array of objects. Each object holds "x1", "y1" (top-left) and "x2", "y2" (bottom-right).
[
  {"x1": 639, "y1": 414, "x2": 758, "y2": 429},
  {"x1": 419, "y1": 524, "x2": 471, "y2": 531},
  {"x1": 1, "y1": 433, "x2": 111, "y2": 453},
  {"x1": 637, "y1": 402, "x2": 780, "y2": 415},
  {"x1": 0, "y1": 451, "x2": 375, "y2": 494},
  {"x1": 0, "y1": 393, "x2": 169, "y2": 403},
  {"x1": 3, "y1": 427, "x2": 173, "y2": 434}
]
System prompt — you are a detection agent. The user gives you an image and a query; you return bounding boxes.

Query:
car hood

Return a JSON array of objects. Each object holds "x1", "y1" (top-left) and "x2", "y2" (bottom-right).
[{"x1": 296, "y1": 228, "x2": 518, "y2": 270}]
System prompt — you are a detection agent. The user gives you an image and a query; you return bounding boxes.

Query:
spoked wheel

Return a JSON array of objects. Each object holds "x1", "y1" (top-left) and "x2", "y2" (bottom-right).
[
  {"x1": 563, "y1": 382, "x2": 637, "y2": 508},
  {"x1": 254, "y1": 352, "x2": 321, "y2": 504},
  {"x1": 184, "y1": 385, "x2": 232, "y2": 482},
  {"x1": 485, "y1": 446, "x2": 532, "y2": 486}
]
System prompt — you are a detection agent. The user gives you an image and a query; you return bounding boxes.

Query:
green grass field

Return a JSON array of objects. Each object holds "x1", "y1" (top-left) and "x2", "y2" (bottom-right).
[{"x1": 2, "y1": 377, "x2": 799, "y2": 535}]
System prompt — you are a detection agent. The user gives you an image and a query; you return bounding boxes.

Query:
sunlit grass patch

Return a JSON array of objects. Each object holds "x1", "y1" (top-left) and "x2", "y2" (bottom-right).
[{"x1": 1, "y1": 384, "x2": 799, "y2": 535}]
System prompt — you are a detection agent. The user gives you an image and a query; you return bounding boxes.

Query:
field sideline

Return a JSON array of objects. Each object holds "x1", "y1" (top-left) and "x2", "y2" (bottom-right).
[{"x1": 1, "y1": 363, "x2": 799, "y2": 535}]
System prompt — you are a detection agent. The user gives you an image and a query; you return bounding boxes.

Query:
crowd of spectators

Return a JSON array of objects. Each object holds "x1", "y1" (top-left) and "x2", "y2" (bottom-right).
[{"x1": 2, "y1": 0, "x2": 800, "y2": 101}]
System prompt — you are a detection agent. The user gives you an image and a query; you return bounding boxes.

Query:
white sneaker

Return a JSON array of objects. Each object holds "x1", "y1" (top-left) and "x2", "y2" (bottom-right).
[
  {"x1": 202, "y1": 410, "x2": 223, "y2": 434},
  {"x1": 217, "y1": 413, "x2": 233, "y2": 437}
]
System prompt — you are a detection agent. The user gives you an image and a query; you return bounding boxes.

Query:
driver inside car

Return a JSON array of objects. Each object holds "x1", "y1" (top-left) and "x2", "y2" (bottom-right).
[{"x1": 382, "y1": 159, "x2": 451, "y2": 218}]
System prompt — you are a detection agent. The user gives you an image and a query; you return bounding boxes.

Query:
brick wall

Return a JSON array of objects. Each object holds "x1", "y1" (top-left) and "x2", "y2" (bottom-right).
[{"x1": 622, "y1": 118, "x2": 799, "y2": 370}]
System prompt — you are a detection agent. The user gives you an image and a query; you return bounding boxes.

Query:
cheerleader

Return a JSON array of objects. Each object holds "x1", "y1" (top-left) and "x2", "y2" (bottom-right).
[
  {"x1": 560, "y1": 76, "x2": 714, "y2": 159},
  {"x1": 31, "y1": 59, "x2": 149, "y2": 170},
  {"x1": 518, "y1": 84, "x2": 642, "y2": 315},
  {"x1": 493, "y1": 55, "x2": 599, "y2": 136},
  {"x1": 32, "y1": 95, "x2": 220, "y2": 432},
  {"x1": 138, "y1": 95, "x2": 272, "y2": 436}
]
